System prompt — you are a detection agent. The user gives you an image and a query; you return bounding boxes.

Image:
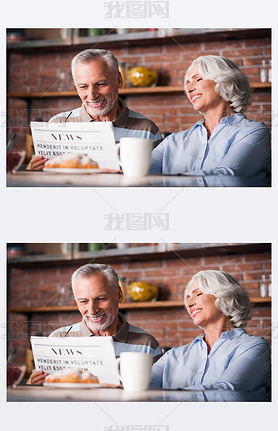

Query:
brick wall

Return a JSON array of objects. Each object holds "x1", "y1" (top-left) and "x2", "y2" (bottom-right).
[
  {"x1": 7, "y1": 248, "x2": 271, "y2": 365},
  {"x1": 7, "y1": 34, "x2": 271, "y2": 151}
]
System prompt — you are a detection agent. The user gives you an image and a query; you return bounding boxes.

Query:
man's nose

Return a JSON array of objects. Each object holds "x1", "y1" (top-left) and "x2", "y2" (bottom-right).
[
  {"x1": 88, "y1": 300, "x2": 98, "y2": 314},
  {"x1": 88, "y1": 85, "x2": 98, "y2": 100}
]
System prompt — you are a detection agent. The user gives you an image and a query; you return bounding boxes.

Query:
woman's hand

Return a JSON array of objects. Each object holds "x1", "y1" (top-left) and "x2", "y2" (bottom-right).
[
  {"x1": 26, "y1": 155, "x2": 48, "y2": 171},
  {"x1": 26, "y1": 370, "x2": 48, "y2": 385}
]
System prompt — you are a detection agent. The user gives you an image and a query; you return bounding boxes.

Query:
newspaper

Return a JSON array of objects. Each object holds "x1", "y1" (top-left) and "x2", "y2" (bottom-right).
[
  {"x1": 30, "y1": 336, "x2": 120, "y2": 385},
  {"x1": 30, "y1": 121, "x2": 120, "y2": 169}
]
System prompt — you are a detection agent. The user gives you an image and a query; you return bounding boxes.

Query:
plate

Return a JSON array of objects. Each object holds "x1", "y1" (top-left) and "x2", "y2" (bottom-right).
[
  {"x1": 43, "y1": 168, "x2": 102, "y2": 174},
  {"x1": 43, "y1": 382, "x2": 102, "y2": 388}
]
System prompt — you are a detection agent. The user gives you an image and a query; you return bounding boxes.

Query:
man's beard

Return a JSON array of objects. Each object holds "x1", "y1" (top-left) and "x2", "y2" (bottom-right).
[
  {"x1": 84, "y1": 95, "x2": 117, "y2": 118},
  {"x1": 85, "y1": 309, "x2": 118, "y2": 332}
]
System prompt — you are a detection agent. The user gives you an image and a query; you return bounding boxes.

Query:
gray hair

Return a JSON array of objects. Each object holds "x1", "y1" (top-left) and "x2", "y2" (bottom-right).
[
  {"x1": 71, "y1": 49, "x2": 119, "y2": 82},
  {"x1": 71, "y1": 263, "x2": 120, "y2": 296},
  {"x1": 184, "y1": 270, "x2": 251, "y2": 328},
  {"x1": 184, "y1": 55, "x2": 251, "y2": 113}
]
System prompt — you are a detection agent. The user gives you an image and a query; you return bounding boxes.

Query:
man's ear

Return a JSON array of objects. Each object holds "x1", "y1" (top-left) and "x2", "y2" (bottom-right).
[
  {"x1": 118, "y1": 284, "x2": 124, "y2": 304},
  {"x1": 118, "y1": 71, "x2": 123, "y2": 90}
]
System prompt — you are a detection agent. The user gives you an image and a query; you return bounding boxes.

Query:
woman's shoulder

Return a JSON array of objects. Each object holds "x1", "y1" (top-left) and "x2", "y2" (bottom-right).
[
  {"x1": 236, "y1": 113, "x2": 270, "y2": 131},
  {"x1": 236, "y1": 328, "x2": 270, "y2": 348}
]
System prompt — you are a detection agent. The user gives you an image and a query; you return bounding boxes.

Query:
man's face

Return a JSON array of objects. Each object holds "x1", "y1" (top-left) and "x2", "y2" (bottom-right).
[
  {"x1": 73, "y1": 58, "x2": 122, "y2": 118},
  {"x1": 74, "y1": 273, "x2": 123, "y2": 334}
]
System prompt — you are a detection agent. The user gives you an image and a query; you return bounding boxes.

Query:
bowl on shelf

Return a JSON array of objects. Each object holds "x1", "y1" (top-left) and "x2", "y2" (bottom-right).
[
  {"x1": 128, "y1": 67, "x2": 158, "y2": 87},
  {"x1": 128, "y1": 281, "x2": 159, "y2": 302}
]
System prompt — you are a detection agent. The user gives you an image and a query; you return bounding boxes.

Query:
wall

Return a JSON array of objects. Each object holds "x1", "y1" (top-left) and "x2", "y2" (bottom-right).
[
  {"x1": 7, "y1": 31, "x2": 271, "y2": 152},
  {"x1": 7, "y1": 247, "x2": 271, "y2": 366}
]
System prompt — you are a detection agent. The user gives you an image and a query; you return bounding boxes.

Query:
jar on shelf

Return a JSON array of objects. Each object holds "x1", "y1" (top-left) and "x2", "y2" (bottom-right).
[
  {"x1": 87, "y1": 243, "x2": 104, "y2": 251},
  {"x1": 87, "y1": 29, "x2": 105, "y2": 37},
  {"x1": 128, "y1": 281, "x2": 159, "y2": 302},
  {"x1": 128, "y1": 67, "x2": 158, "y2": 87}
]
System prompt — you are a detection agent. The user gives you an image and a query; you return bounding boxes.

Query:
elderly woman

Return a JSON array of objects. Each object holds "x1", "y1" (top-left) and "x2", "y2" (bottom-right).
[
  {"x1": 151, "y1": 270, "x2": 270, "y2": 391},
  {"x1": 150, "y1": 56, "x2": 270, "y2": 177}
]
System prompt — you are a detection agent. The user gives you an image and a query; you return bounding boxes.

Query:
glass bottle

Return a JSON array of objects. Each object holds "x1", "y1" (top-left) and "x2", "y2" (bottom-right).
[
  {"x1": 260, "y1": 60, "x2": 267, "y2": 83},
  {"x1": 268, "y1": 275, "x2": 272, "y2": 297},
  {"x1": 268, "y1": 60, "x2": 272, "y2": 82},
  {"x1": 260, "y1": 274, "x2": 268, "y2": 297}
]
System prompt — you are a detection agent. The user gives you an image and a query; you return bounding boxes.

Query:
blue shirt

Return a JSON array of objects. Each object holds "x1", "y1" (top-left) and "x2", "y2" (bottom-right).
[
  {"x1": 150, "y1": 114, "x2": 270, "y2": 177},
  {"x1": 151, "y1": 328, "x2": 270, "y2": 391}
]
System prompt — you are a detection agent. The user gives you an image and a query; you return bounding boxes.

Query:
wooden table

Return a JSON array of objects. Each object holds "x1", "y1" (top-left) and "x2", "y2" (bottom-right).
[
  {"x1": 7, "y1": 385, "x2": 270, "y2": 402},
  {"x1": 6, "y1": 171, "x2": 270, "y2": 187}
]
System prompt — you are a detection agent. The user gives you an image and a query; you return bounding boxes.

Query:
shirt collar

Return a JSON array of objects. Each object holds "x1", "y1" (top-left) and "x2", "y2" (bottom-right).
[
  {"x1": 195, "y1": 327, "x2": 245, "y2": 342},
  {"x1": 194, "y1": 113, "x2": 244, "y2": 128},
  {"x1": 81, "y1": 313, "x2": 128, "y2": 341},
  {"x1": 219, "y1": 327, "x2": 246, "y2": 339},
  {"x1": 80, "y1": 98, "x2": 128, "y2": 126},
  {"x1": 218, "y1": 113, "x2": 244, "y2": 125}
]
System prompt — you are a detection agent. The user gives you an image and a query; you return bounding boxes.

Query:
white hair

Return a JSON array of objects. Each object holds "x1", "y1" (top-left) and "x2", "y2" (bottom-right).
[
  {"x1": 71, "y1": 263, "x2": 119, "y2": 297},
  {"x1": 184, "y1": 55, "x2": 251, "y2": 113},
  {"x1": 71, "y1": 49, "x2": 119, "y2": 83},
  {"x1": 184, "y1": 270, "x2": 251, "y2": 328}
]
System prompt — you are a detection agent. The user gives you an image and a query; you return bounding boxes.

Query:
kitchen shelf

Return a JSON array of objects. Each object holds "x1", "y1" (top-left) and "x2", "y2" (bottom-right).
[
  {"x1": 7, "y1": 297, "x2": 271, "y2": 314},
  {"x1": 7, "y1": 243, "x2": 271, "y2": 268},
  {"x1": 7, "y1": 28, "x2": 270, "y2": 53},
  {"x1": 7, "y1": 82, "x2": 271, "y2": 100}
]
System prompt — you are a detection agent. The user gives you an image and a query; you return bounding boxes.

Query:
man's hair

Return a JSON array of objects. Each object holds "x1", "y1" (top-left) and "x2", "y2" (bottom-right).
[
  {"x1": 71, "y1": 263, "x2": 120, "y2": 296},
  {"x1": 184, "y1": 270, "x2": 251, "y2": 327},
  {"x1": 71, "y1": 49, "x2": 119, "y2": 82},
  {"x1": 184, "y1": 55, "x2": 251, "y2": 113}
]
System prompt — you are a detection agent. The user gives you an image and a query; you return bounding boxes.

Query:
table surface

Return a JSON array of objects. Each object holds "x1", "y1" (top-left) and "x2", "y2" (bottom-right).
[
  {"x1": 7, "y1": 171, "x2": 270, "y2": 187},
  {"x1": 7, "y1": 385, "x2": 270, "y2": 402}
]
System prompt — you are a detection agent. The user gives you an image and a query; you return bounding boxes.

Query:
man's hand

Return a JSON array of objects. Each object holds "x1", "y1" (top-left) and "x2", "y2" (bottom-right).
[
  {"x1": 26, "y1": 155, "x2": 48, "y2": 171},
  {"x1": 26, "y1": 370, "x2": 48, "y2": 385}
]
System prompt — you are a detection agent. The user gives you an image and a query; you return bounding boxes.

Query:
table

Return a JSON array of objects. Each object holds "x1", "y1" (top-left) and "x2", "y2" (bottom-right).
[
  {"x1": 7, "y1": 385, "x2": 270, "y2": 402},
  {"x1": 7, "y1": 171, "x2": 270, "y2": 187}
]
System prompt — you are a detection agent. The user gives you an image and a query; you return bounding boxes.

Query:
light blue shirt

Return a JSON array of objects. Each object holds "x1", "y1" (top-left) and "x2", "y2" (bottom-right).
[
  {"x1": 151, "y1": 328, "x2": 270, "y2": 391},
  {"x1": 150, "y1": 114, "x2": 270, "y2": 177}
]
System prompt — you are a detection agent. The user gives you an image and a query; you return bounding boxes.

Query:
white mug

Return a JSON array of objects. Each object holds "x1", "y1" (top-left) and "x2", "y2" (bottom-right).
[
  {"x1": 115, "y1": 137, "x2": 153, "y2": 177},
  {"x1": 115, "y1": 352, "x2": 152, "y2": 391}
]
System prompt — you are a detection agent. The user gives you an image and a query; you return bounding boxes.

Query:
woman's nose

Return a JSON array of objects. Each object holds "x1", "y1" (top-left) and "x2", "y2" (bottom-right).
[
  {"x1": 187, "y1": 83, "x2": 195, "y2": 93},
  {"x1": 187, "y1": 298, "x2": 195, "y2": 307}
]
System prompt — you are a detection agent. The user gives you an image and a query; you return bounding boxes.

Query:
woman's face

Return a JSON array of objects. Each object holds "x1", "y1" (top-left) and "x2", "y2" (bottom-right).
[
  {"x1": 185, "y1": 278, "x2": 224, "y2": 329},
  {"x1": 185, "y1": 64, "x2": 224, "y2": 114}
]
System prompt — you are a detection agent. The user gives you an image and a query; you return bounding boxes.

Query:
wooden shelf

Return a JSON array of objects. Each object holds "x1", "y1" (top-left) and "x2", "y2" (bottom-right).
[
  {"x1": 7, "y1": 28, "x2": 270, "y2": 53},
  {"x1": 7, "y1": 297, "x2": 271, "y2": 314},
  {"x1": 7, "y1": 243, "x2": 271, "y2": 268},
  {"x1": 7, "y1": 82, "x2": 271, "y2": 100}
]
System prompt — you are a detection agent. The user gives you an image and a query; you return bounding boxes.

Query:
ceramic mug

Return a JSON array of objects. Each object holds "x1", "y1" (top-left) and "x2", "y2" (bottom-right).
[
  {"x1": 115, "y1": 137, "x2": 153, "y2": 177},
  {"x1": 115, "y1": 352, "x2": 152, "y2": 391}
]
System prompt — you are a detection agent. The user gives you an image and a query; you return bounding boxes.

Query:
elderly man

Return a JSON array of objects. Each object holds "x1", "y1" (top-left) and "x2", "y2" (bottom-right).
[
  {"x1": 27, "y1": 48, "x2": 162, "y2": 170},
  {"x1": 27, "y1": 263, "x2": 162, "y2": 385}
]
